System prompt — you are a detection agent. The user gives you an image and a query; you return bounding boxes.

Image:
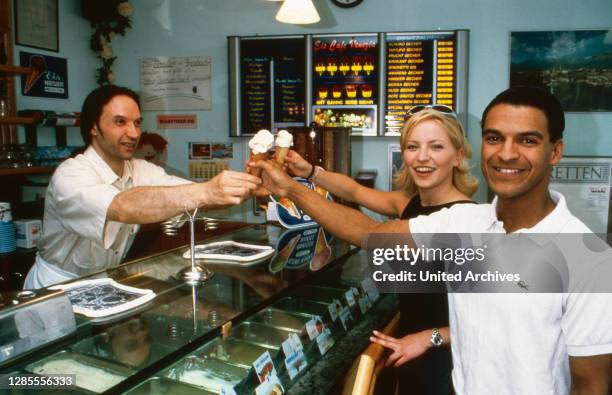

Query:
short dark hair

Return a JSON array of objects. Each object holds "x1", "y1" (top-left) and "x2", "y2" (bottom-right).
[
  {"x1": 481, "y1": 86, "x2": 565, "y2": 142},
  {"x1": 80, "y1": 85, "x2": 140, "y2": 146}
]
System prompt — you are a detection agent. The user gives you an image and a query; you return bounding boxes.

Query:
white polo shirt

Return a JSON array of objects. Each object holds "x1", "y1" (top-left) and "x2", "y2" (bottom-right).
[
  {"x1": 26, "y1": 146, "x2": 189, "y2": 289},
  {"x1": 409, "y1": 191, "x2": 612, "y2": 395}
]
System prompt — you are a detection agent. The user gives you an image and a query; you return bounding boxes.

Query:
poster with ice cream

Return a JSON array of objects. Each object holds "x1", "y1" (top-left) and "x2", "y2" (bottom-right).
[{"x1": 20, "y1": 52, "x2": 68, "y2": 99}]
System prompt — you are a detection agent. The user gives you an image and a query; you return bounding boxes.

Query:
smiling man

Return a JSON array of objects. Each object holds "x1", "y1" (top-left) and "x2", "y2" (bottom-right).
[
  {"x1": 252, "y1": 86, "x2": 612, "y2": 394},
  {"x1": 25, "y1": 85, "x2": 260, "y2": 289}
]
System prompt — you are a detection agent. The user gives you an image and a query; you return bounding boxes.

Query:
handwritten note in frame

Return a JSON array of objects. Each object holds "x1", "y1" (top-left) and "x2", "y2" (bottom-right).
[{"x1": 140, "y1": 56, "x2": 212, "y2": 111}]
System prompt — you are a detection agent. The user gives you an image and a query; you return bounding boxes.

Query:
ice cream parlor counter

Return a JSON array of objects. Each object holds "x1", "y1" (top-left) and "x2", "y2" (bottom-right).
[{"x1": 0, "y1": 221, "x2": 397, "y2": 394}]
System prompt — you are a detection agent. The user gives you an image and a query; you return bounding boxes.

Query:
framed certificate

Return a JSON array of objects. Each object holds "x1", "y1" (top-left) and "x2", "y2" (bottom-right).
[{"x1": 15, "y1": 0, "x2": 59, "y2": 52}]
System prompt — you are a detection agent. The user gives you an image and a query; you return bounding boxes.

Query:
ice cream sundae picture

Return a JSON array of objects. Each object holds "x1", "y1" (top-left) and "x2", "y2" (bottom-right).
[
  {"x1": 345, "y1": 85, "x2": 357, "y2": 98},
  {"x1": 361, "y1": 84, "x2": 373, "y2": 98},
  {"x1": 332, "y1": 86, "x2": 342, "y2": 99}
]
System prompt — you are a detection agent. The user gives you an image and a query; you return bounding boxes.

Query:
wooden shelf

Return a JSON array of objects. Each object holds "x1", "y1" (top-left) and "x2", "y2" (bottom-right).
[
  {"x1": 0, "y1": 65, "x2": 32, "y2": 75},
  {"x1": 0, "y1": 166, "x2": 55, "y2": 176},
  {"x1": 0, "y1": 116, "x2": 37, "y2": 125}
]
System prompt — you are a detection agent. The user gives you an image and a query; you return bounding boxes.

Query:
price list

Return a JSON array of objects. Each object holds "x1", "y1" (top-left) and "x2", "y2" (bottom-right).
[
  {"x1": 274, "y1": 51, "x2": 306, "y2": 126},
  {"x1": 241, "y1": 55, "x2": 271, "y2": 133},
  {"x1": 239, "y1": 38, "x2": 306, "y2": 134},
  {"x1": 385, "y1": 33, "x2": 457, "y2": 134}
]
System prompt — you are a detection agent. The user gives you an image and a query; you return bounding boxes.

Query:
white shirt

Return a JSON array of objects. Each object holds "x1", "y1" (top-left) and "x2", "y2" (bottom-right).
[
  {"x1": 409, "y1": 191, "x2": 612, "y2": 395},
  {"x1": 26, "y1": 146, "x2": 189, "y2": 288}
]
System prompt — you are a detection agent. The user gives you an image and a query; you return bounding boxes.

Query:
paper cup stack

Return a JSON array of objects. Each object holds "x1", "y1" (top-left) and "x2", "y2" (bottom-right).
[{"x1": 0, "y1": 202, "x2": 17, "y2": 253}]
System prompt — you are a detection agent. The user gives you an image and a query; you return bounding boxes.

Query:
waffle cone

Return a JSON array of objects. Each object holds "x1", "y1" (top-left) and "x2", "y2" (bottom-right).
[
  {"x1": 274, "y1": 146, "x2": 290, "y2": 167},
  {"x1": 249, "y1": 151, "x2": 268, "y2": 177}
]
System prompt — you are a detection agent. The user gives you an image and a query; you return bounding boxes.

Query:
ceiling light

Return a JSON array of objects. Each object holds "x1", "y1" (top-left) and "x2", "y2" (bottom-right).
[{"x1": 275, "y1": 0, "x2": 320, "y2": 24}]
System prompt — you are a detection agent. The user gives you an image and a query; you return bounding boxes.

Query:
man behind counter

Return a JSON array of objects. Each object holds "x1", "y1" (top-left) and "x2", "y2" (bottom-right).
[
  {"x1": 251, "y1": 87, "x2": 612, "y2": 394},
  {"x1": 24, "y1": 85, "x2": 260, "y2": 289}
]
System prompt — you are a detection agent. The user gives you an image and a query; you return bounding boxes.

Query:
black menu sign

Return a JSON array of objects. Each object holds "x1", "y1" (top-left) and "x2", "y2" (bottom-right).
[
  {"x1": 385, "y1": 32, "x2": 457, "y2": 134},
  {"x1": 312, "y1": 34, "x2": 379, "y2": 106},
  {"x1": 240, "y1": 37, "x2": 306, "y2": 134}
]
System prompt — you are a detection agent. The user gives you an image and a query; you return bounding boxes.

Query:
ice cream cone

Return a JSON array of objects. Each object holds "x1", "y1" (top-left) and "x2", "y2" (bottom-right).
[
  {"x1": 249, "y1": 151, "x2": 268, "y2": 177},
  {"x1": 274, "y1": 146, "x2": 290, "y2": 167},
  {"x1": 248, "y1": 129, "x2": 274, "y2": 177},
  {"x1": 274, "y1": 130, "x2": 293, "y2": 169}
]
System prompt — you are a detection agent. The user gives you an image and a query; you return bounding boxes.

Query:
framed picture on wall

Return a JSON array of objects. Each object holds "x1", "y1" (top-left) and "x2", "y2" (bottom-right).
[
  {"x1": 15, "y1": 0, "x2": 59, "y2": 52},
  {"x1": 388, "y1": 143, "x2": 402, "y2": 191},
  {"x1": 510, "y1": 30, "x2": 612, "y2": 112}
]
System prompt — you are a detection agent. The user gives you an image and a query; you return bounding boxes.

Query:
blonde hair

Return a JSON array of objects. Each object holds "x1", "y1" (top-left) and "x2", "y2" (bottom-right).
[{"x1": 393, "y1": 108, "x2": 478, "y2": 197}]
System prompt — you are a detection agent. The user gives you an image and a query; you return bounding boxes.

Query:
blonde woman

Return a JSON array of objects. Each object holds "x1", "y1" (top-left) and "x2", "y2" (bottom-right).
[
  {"x1": 285, "y1": 106, "x2": 477, "y2": 220},
  {"x1": 283, "y1": 105, "x2": 477, "y2": 394}
]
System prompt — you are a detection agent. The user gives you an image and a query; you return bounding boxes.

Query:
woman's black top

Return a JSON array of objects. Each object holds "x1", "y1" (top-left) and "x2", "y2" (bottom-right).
[{"x1": 397, "y1": 194, "x2": 474, "y2": 395}]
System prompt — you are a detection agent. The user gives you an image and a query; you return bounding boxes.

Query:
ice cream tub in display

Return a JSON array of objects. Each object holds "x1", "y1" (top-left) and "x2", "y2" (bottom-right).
[
  {"x1": 25, "y1": 351, "x2": 133, "y2": 393},
  {"x1": 164, "y1": 356, "x2": 249, "y2": 393}
]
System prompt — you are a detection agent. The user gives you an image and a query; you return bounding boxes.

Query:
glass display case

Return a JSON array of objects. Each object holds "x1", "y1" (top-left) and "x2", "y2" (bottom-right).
[{"x1": 0, "y1": 223, "x2": 397, "y2": 394}]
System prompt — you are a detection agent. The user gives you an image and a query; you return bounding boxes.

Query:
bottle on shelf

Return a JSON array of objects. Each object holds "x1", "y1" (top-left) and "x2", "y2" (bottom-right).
[
  {"x1": 18, "y1": 110, "x2": 81, "y2": 126},
  {"x1": 0, "y1": 38, "x2": 6, "y2": 65}
]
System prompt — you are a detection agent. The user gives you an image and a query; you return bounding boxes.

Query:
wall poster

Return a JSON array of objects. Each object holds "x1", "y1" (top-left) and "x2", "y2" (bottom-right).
[
  {"x1": 19, "y1": 51, "x2": 68, "y2": 99},
  {"x1": 140, "y1": 56, "x2": 211, "y2": 111},
  {"x1": 550, "y1": 156, "x2": 612, "y2": 233},
  {"x1": 510, "y1": 30, "x2": 612, "y2": 112}
]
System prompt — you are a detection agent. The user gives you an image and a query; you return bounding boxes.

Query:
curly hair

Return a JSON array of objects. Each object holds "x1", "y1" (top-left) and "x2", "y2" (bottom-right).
[{"x1": 393, "y1": 108, "x2": 478, "y2": 197}]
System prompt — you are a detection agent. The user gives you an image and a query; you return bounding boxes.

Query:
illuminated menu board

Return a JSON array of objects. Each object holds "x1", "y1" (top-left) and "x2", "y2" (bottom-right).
[
  {"x1": 239, "y1": 37, "x2": 306, "y2": 134},
  {"x1": 385, "y1": 32, "x2": 458, "y2": 134},
  {"x1": 312, "y1": 34, "x2": 378, "y2": 106}
]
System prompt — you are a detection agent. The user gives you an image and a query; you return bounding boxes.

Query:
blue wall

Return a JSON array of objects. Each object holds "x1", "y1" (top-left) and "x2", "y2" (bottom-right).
[{"x1": 15, "y1": 0, "x2": 612, "y2": 216}]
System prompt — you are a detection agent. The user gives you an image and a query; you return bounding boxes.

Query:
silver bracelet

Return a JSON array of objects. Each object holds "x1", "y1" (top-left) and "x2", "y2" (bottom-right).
[{"x1": 308, "y1": 166, "x2": 323, "y2": 182}]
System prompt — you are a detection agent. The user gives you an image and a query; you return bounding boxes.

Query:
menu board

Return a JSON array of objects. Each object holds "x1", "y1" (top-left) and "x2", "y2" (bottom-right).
[
  {"x1": 385, "y1": 32, "x2": 458, "y2": 134},
  {"x1": 229, "y1": 31, "x2": 468, "y2": 136},
  {"x1": 312, "y1": 34, "x2": 379, "y2": 135},
  {"x1": 239, "y1": 37, "x2": 306, "y2": 134}
]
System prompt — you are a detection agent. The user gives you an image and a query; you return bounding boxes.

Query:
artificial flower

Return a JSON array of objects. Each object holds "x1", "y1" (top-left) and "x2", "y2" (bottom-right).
[
  {"x1": 118, "y1": 2, "x2": 133, "y2": 17},
  {"x1": 100, "y1": 45, "x2": 113, "y2": 59}
]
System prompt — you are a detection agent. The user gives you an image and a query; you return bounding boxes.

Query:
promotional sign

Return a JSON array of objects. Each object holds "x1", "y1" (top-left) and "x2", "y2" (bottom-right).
[
  {"x1": 268, "y1": 225, "x2": 334, "y2": 272},
  {"x1": 269, "y1": 178, "x2": 334, "y2": 228},
  {"x1": 157, "y1": 114, "x2": 197, "y2": 129},
  {"x1": 312, "y1": 34, "x2": 379, "y2": 135},
  {"x1": 20, "y1": 52, "x2": 68, "y2": 99},
  {"x1": 550, "y1": 156, "x2": 612, "y2": 233}
]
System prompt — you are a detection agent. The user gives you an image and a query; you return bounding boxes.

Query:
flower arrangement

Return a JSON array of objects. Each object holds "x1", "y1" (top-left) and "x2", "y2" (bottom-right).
[{"x1": 82, "y1": 1, "x2": 134, "y2": 85}]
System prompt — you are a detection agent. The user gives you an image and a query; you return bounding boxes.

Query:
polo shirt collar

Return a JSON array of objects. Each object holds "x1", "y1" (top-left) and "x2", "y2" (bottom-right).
[
  {"x1": 491, "y1": 190, "x2": 569, "y2": 236},
  {"x1": 83, "y1": 146, "x2": 134, "y2": 185}
]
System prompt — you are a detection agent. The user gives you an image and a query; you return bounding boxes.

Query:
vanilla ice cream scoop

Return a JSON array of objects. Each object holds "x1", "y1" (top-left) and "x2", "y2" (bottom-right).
[
  {"x1": 249, "y1": 129, "x2": 274, "y2": 154},
  {"x1": 275, "y1": 130, "x2": 293, "y2": 148}
]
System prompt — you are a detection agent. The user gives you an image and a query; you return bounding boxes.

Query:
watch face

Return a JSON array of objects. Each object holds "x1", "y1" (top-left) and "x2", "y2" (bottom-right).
[{"x1": 331, "y1": 0, "x2": 363, "y2": 8}]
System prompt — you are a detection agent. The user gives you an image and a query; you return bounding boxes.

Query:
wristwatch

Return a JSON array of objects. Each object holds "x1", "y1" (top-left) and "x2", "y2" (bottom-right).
[{"x1": 431, "y1": 328, "x2": 444, "y2": 347}]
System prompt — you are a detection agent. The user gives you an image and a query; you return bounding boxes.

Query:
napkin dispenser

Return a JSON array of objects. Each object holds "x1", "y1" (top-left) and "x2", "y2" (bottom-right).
[{"x1": 0, "y1": 289, "x2": 76, "y2": 363}]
